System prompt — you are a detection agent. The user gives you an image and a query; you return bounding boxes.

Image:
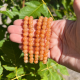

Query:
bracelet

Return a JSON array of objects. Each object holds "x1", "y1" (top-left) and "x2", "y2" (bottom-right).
[{"x1": 22, "y1": 16, "x2": 53, "y2": 64}]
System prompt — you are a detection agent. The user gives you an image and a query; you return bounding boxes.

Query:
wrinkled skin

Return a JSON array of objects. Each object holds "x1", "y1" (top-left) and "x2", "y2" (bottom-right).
[{"x1": 8, "y1": 0, "x2": 80, "y2": 72}]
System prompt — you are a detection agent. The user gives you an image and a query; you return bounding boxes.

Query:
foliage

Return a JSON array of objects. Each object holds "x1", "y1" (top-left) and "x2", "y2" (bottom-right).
[{"x1": 0, "y1": 0, "x2": 76, "y2": 80}]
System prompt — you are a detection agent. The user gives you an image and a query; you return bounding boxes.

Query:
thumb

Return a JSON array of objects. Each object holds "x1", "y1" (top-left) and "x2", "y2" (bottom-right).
[{"x1": 73, "y1": 0, "x2": 80, "y2": 19}]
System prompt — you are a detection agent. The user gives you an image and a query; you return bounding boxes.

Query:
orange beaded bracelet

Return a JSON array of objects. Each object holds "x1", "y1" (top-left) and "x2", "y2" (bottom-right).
[{"x1": 22, "y1": 16, "x2": 53, "y2": 64}]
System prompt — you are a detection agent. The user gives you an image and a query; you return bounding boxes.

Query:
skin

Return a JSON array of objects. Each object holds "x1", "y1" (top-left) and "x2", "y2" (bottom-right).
[{"x1": 7, "y1": 0, "x2": 80, "y2": 72}]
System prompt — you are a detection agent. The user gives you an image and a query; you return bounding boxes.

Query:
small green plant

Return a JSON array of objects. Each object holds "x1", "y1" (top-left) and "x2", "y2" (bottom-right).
[{"x1": 0, "y1": 0, "x2": 75, "y2": 80}]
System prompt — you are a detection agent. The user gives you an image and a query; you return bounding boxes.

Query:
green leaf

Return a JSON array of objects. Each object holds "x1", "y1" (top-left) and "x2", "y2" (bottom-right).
[
  {"x1": 0, "y1": 10, "x2": 14, "y2": 19},
  {"x1": 3, "y1": 65, "x2": 15, "y2": 71},
  {"x1": 58, "y1": 64, "x2": 69, "y2": 75},
  {"x1": 6, "y1": 72, "x2": 15, "y2": 78},
  {"x1": 0, "y1": 40, "x2": 5, "y2": 48},
  {"x1": 19, "y1": 1, "x2": 48, "y2": 19},
  {"x1": 17, "y1": 67, "x2": 25, "y2": 75},
  {"x1": 12, "y1": 7, "x2": 19, "y2": 15},
  {"x1": 41, "y1": 74, "x2": 48, "y2": 80},
  {"x1": 55, "y1": 11, "x2": 62, "y2": 18},
  {"x1": 0, "y1": 62, "x2": 3, "y2": 75}
]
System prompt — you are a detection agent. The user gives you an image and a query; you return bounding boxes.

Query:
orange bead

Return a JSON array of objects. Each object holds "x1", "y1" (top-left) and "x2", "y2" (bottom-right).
[
  {"x1": 35, "y1": 38, "x2": 40, "y2": 42},
  {"x1": 37, "y1": 22, "x2": 42, "y2": 26},
  {"x1": 46, "y1": 42, "x2": 49, "y2": 46},
  {"x1": 41, "y1": 30, "x2": 45, "y2": 34},
  {"x1": 29, "y1": 38, "x2": 33, "y2": 42},
  {"x1": 40, "y1": 34, "x2": 44, "y2": 38},
  {"x1": 40, "y1": 39, "x2": 44, "y2": 42},
  {"x1": 29, "y1": 54, "x2": 33, "y2": 58},
  {"x1": 24, "y1": 16, "x2": 29, "y2": 20},
  {"x1": 34, "y1": 58, "x2": 38, "y2": 61},
  {"x1": 38, "y1": 19, "x2": 42, "y2": 22},
  {"x1": 39, "y1": 16, "x2": 43, "y2": 19},
  {"x1": 42, "y1": 25, "x2": 46, "y2": 29},
  {"x1": 36, "y1": 26, "x2": 41, "y2": 29},
  {"x1": 43, "y1": 22, "x2": 47, "y2": 26},
  {"x1": 24, "y1": 53, "x2": 28, "y2": 57},
  {"x1": 36, "y1": 34, "x2": 39, "y2": 38},
  {"x1": 23, "y1": 24, "x2": 28, "y2": 29},
  {"x1": 46, "y1": 37, "x2": 50, "y2": 41},
  {"x1": 24, "y1": 21, "x2": 28, "y2": 24},
  {"x1": 29, "y1": 29, "x2": 33, "y2": 33},
  {"x1": 24, "y1": 60, "x2": 28, "y2": 63},
  {"x1": 43, "y1": 57, "x2": 47, "y2": 60},
  {"x1": 29, "y1": 50, "x2": 33, "y2": 54},
  {"x1": 23, "y1": 41, "x2": 28, "y2": 45},
  {"x1": 23, "y1": 50, "x2": 28, "y2": 53},
  {"x1": 23, "y1": 37, "x2": 27, "y2": 41},
  {"x1": 29, "y1": 42, "x2": 33, "y2": 46},
  {"x1": 40, "y1": 47, "x2": 44, "y2": 50},
  {"x1": 44, "y1": 17, "x2": 48, "y2": 20},
  {"x1": 35, "y1": 55, "x2": 38, "y2": 58},
  {"x1": 29, "y1": 21, "x2": 33, "y2": 25},
  {"x1": 29, "y1": 25, "x2": 33, "y2": 28},
  {"x1": 47, "y1": 24, "x2": 51, "y2": 28},
  {"x1": 29, "y1": 46, "x2": 33, "y2": 50},
  {"x1": 35, "y1": 47, "x2": 39, "y2": 51},
  {"x1": 48, "y1": 17, "x2": 53, "y2": 21},
  {"x1": 36, "y1": 30, "x2": 40, "y2": 34},
  {"x1": 35, "y1": 51, "x2": 39, "y2": 55},
  {"x1": 24, "y1": 57, "x2": 28, "y2": 60},
  {"x1": 29, "y1": 33, "x2": 33, "y2": 37},
  {"x1": 23, "y1": 29, "x2": 28, "y2": 33},
  {"x1": 29, "y1": 59, "x2": 34, "y2": 63},
  {"x1": 35, "y1": 43, "x2": 39, "y2": 47},
  {"x1": 29, "y1": 16, "x2": 33, "y2": 20},
  {"x1": 34, "y1": 60, "x2": 38, "y2": 64},
  {"x1": 43, "y1": 60, "x2": 47, "y2": 64},
  {"x1": 23, "y1": 32, "x2": 28, "y2": 36},
  {"x1": 23, "y1": 46, "x2": 28, "y2": 50},
  {"x1": 46, "y1": 33, "x2": 50, "y2": 37},
  {"x1": 47, "y1": 29, "x2": 51, "y2": 32},
  {"x1": 40, "y1": 43, "x2": 44, "y2": 46},
  {"x1": 45, "y1": 46, "x2": 49, "y2": 49},
  {"x1": 29, "y1": 58, "x2": 34, "y2": 61},
  {"x1": 40, "y1": 51, "x2": 44, "y2": 55},
  {"x1": 44, "y1": 50, "x2": 49, "y2": 53},
  {"x1": 43, "y1": 54, "x2": 48, "y2": 57}
]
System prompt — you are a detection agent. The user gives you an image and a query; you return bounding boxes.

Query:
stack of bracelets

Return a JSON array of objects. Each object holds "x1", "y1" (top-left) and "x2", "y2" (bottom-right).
[{"x1": 22, "y1": 16, "x2": 53, "y2": 64}]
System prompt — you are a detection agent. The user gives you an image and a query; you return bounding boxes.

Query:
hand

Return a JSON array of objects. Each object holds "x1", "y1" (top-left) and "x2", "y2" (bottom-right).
[{"x1": 7, "y1": 0, "x2": 80, "y2": 72}]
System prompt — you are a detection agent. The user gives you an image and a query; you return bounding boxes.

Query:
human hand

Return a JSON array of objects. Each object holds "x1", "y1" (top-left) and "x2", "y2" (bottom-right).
[{"x1": 7, "y1": 0, "x2": 80, "y2": 72}]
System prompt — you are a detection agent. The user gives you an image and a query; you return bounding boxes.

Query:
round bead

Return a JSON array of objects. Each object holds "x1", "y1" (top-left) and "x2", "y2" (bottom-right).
[
  {"x1": 35, "y1": 51, "x2": 39, "y2": 55},
  {"x1": 29, "y1": 25, "x2": 33, "y2": 28},
  {"x1": 24, "y1": 60, "x2": 28, "y2": 63},
  {"x1": 23, "y1": 41, "x2": 28, "y2": 45},
  {"x1": 41, "y1": 30, "x2": 45, "y2": 34},
  {"x1": 37, "y1": 22, "x2": 42, "y2": 26},
  {"x1": 29, "y1": 21, "x2": 33, "y2": 25},
  {"x1": 24, "y1": 53, "x2": 28, "y2": 57},
  {"x1": 24, "y1": 21, "x2": 28, "y2": 24},
  {"x1": 29, "y1": 42, "x2": 33, "y2": 46},
  {"x1": 23, "y1": 29, "x2": 28, "y2": 33},
  {"x1": 39, "y1": 57, "x2": 43, "y2": 61},
  {"x1": 36, "y1": 34, "x2": 39, "y2": 38},
  {"x1": 45, "y1": 46, "x2": 49, "y2": 49},
  {"x1": 36, "y1": 30, "x2": 40, "y2": 34},
  {"x1": 43, "y1": 22, "x2": 47, "y2": 26},
  {"x1": 44, "y1": 17, "x2": 48, "y2": 20},
  {"x1": 29, "y1": 33, "x2": 33, "y2": 37},
  {"x1": 38, "y1": 19, "x2": 42, "y2": 22},
  {"x1": 29, "y1": 50, "x2": 34, "y2": 54},
  {"x1": 48, "y1": 17, "x2": 53, "y2": 21},
  {"x1": 35, "y1": 38, "x2": 40, "y2": 42},
  {"x1": 35, "y1": 47, "x2": 39, "y2": 51},
  {"x1": 34, "y1": 58, "x2": 38, "y2": 61},
  {"x1": 46, "y1": 42, "x2": 50, "y2": 46},
  {"x1": 43, "y1": 57, "x2": 47, "y2": 60},
  {"x1": 29, "y1": 16, "x2": 33, "y2": 20},
  {"x1": 29, "y1": 46, "x2": 33, "y2": 50},
  {"x1": 40, "y1": 43, "x2": 44, "y2": 46},
  {"x1": 23, "y1": 50, "x2": 28, "y2": 54},
  {"x1": 40, "y1": 47, "x2": 44, "y2": 50},
  {"x1": 46, "y1": 37, "x2": 50, "y2": 41},
  {"x1": 46, "y1": 33, "x2": 50, "y2": 37},
  {"x1": 47, "y1": 24, "x2": 51, "y2": 28},
  {"x1": 42, "y1": 25, "x2": 46, "y2": 29},
  {"x1": 29, "y1": 38, "x2": 33, "y2": 42},
  {"x1": 43, "y1": 60, "x2": 47, "y2": 64},
  {"x1": 40, "y1": 39, "x2": 44, "y2": 42},
  {"x1": 24, "y1": 57, "x2": 28, "y2": 60},
  {"x1": 23, "y1": 32, "x2": 28, "y2": 36},
  {"x1": 35, "y1": 55, "x2": 38, "y2": 58},
  {"x1": 44, "y1": 54, "x2": 48, "y2": 57},
  {"x1": 35, "y1": 43, "x2": 39, "y2": 47},
  {"x1": 23, "y1": 37, "x2": 27, "y2": 41},
  {"x1": 36, "y1": 26, "x2": 41, "y2": 29},
  {"x1": 29, "y1": 54, "x2": 33, "y2": 58},
  {"x1": 29, "y1": 59, "x2": 33, "y2": 63},
  {"x1": 40, "y1": 51, "x2": 44, "y2": 55},
  {"x1": 23, "y1": 46, "x2": 28, "y2": 50},
  {"x1": 44, "y1": 50, "x2": 49, "y2": 53},
  {"x1": 39, "y1": 16, "x2": 43, "y2": 19},
  {"x1": 34, "y1": 60, "x2": 38, "y2": 64},
  {"x1": 24, "y1": 16, "x2": 29, "y2": 20},
  {"x1": 40, "y1": 34, "x2": 44, "y2": 38},
  {"x1": 23, "y1": 25, "x2": 28, "y2": 29},
  {"x1": 29, "y1": 29, "x2": 33, "y2": 33},
  {"x1": 29, "y1": 58, "x2": 34, "y2": 61},
  {"x1": 47, "y1": 29, "x2": 51, "y2": 32}
]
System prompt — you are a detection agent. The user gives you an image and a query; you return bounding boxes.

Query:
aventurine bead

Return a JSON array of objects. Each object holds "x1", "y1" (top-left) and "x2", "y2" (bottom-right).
[
  {"x1": 48, "y1": 17, "x2": 53, "y2": 21},
  {"x1": 29, "y1": 29, "x2": 33, "y2": 33},
  {"x1": 35, "y1": 43, "x2": 39, "y2": 47},
  {"x1": 34, "y1": 58, "x2": 38, "y2": 61},
  {"x1": 29, "y1": 33, "x2": 33, "y2": 37},
  {"x1": 40, "y1": 34, "x2": 44, "y2": 38},
  {"x1": 35, "y1": 51, "x2": 39, "y2": 55},
  {"x1": 46, "y1": 42, "x2": 50, "y2": 46},
  {"x1": 40, "y1": 51, "x2": 44, "y2": 55},
  {"x1": 29, "y1": 50, "x2": 34, "y2": 54},
  {"x1": 23, "y1": 32, "x2": 28, "y2": 36},
  {"x1": 24, "y1": 16, "x2": 29, "y2": 20},
  {"x1": 29, "y1": 21, "x2": 33, "y2": 25},
  {"x1": 23, "y1": 25, "x2": 28, "y2": 29},
  {"x1": 24, "y1": 60, "x2": 28, "y2": 63},
  {"x1": 43, "y1": 22, "x2": 47, "y2": 26},
  {"x1": 36, "y1": 34, "x2": 39, "y2": 38},
  {"x1": 42, "y1": 25, "x2": 46, "y2": 29},
  {"x1": 24, "y1": 53, "x2": 28, "y2": 56},
  {"x1": 29, "y1": 55, "x2": 33, "y2": 58},
  {"x1": 36, "y1": 26, "x2": 41, "y2": 29},
  {"x1": 24, "y1": 21, "x2": 28, "y2": 24},
  {"x1": 23, "y1": 37, "x2": 27, "y2": 41},
  {"x1": 23, "y1": 50, "x2": 28, "y2": 53},
  {"x1": 29, "y1": 25, "x2": 33, "y2": 28},
  {"x1": 23, "y1": 29, "x2": 28, "y2": 33},
  {"x1": 35, "y1": 38, "x2": 40, "y2": 42},
  {"x1": 23, "y1": 41, "x2": 28, "y2": 45},
  {"x1": 43, "y1": 54, "x2": 48, "y2": 57},
  {"x1": 29, "y1": 47, "x2": 33, "y2": 50},
  {"x1": 29, "y1": 38, "x2": 33, "y2": 42},
  {"x1": 47, "y1": 29, "x2": 51, "y2": 32},
  {"x1": 39, "y1": 16, "x2": 43, "y2": 19},
  {"x1": 46, "y1": 37, "x2": 50, "y2": 41},
  {"x1": 41, "y1": 30, "x2": 45, "y2": 34},
  {"x1": 36, "y1": 30, "x2": 40, "y2": 34},
  {"x1": 40, "y1": 47, "x2": 44, "y2": 50},
  {"x1": 35, "y1": 47, "x2": 39, "y2": 51},
  {"x1": 24, "y1": 57, "x2": 28, "y2": 60},
  {"x1": 43, "y1": 60, "x2": 47, "y2": 64},
  {"x1": 40, "y1": 43, "x2": 44, "y2": 46},
  {"x1": 40, "y1": 39, "x2": 44, "y2": 42},
  {"x1": 34, "y1": 60, "x2": 38, "y2": 64},
  {"x1": 35, "y1": 55, "x2": 38, "y2": 58},
  {"x1": 44, "y1": 57, "x2": 47, "y2": 60},
  {"x1": 23, "y1": 46, "x2": 28, "y2": 50},
  {"x1": 29, "y1": 43, "x2": 33, "y2": 46},
  {"x1": 37, "y1": 22, "x2": 42, "y2": 26}
]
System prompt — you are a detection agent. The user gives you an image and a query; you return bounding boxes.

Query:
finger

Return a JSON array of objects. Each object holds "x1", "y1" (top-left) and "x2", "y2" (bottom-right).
[
  {"x1": 8, "y1": 19, "x2": 38, "y2": 34},
  {"x1": 73, "y1": 0, "x2": 80, "y2": 19}
]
